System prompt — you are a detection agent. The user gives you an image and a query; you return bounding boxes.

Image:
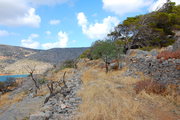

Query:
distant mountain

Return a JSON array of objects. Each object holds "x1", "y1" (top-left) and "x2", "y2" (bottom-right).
[
  {"x1": 28, "y1": 48, "x2": 88, "y2": 64},
  {"x1": 0, "y1": 44, "x2": 40, "y2": 59},
  {"x1": 0, "y1": 44, "x2": 88, "y2": 74}
]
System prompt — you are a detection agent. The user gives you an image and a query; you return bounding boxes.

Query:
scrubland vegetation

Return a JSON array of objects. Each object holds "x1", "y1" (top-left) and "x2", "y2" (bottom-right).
[
  {"x1": 74, "y1": 1, "x2": 180, "y2": 119},
  {"x1": 0, "y1": 1, "x2": 179, "y2": 120},
  {"x1": 75, "y1": 60, "x2": 179, "y2": 120}
]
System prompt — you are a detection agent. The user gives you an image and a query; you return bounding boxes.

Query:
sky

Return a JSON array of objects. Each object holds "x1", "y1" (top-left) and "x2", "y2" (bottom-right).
[{"x1": 0, "y1": 0, "x2": 180, "y2": 49}]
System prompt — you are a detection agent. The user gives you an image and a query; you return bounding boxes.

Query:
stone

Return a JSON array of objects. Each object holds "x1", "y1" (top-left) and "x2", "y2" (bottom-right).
[
  {"x1": 109, "y1": 62, "x2": 118, "y2": 70},
  {"x1": 30, "y1": 112, "x2": 48, "y2": 120},
  {"x1": 166, "y1": 45, "x2": 173, "y2": 51},
  {"x1": 173, "y1": 37, "x2": 180, "y2": 51},
  {"x1": 115, "y1": 85, "x2": 124, "y2": 89},
  {"x1": 150, "y1": 49, "x2": 158, "y2": 56},
  {"x1": 40, "y1": 105, "x2": 52, "y2": 112}
]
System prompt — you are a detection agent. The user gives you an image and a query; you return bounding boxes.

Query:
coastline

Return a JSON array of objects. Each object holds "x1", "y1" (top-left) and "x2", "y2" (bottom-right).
[{"x1": 0, "y1": 73, "x2": 12, "y2": 76}]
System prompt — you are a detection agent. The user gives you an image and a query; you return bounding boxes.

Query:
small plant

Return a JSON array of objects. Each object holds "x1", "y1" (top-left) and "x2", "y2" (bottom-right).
[
  {"x1": 61, "y1": 60, "x2": 77, "y2": 69},
  {"x1": 0, "y1": 82, "x2": 5, "y2": 92},
  {"x1": 140, "y1": 46, "x2": 158, "y2": 51},
  {"x1": 157, "y1": 50, "x2": 180, "y2": 60},
  {"x1": 79, "y1": 49, "x2": 91, "y2": 58},
  {"x1": 0, "y1": 77, "x2": 18, "y2": 93},
  {"x1": 134, "y1": 79, "x2": 166, "y2": 95},
  {"x1": 38, "y1": 78, "x2": 47, "y2": 85}
]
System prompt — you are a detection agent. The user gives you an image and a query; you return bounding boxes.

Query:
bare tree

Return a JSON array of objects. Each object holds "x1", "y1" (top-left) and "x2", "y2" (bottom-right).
[
  {"x1": 44, "y1": 71, "x2": 68, "y2": 104},
  {"x1": 25, "y1": 65, "x2": 40, "y2": 94}
]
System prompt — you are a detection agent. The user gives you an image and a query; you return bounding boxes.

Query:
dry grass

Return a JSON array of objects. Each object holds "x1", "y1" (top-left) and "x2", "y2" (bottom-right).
[
  {"x1": 75, "y1": 65, "x2": 146, "y2": 120},
  {"x1": 0, "y1": 92, "x2": 26, "y2": 108},
  {"x1": 75, "y1": 59, "x2": 179, "y2": 120},
  {"x1": 49, "y1": 68, "x2": 75, "y2": 82},
  {"x1": 35, "y1": 85, "x2": 49, "y2": 97}
]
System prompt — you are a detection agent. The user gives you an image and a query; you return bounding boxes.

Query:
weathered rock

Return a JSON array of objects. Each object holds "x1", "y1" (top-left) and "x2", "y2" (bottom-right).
[
  {"x1": 126, "y1": 49, "x2": 180, "y2": 85},
  {"x1": 30, "y1": 112, "x2": 49, "y2": 120},
  {"x1": 30, "y1": 69, "x2": 84, "y2": 120}
]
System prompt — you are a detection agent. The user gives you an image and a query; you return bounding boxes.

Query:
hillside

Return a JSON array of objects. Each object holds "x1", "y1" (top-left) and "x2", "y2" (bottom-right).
[
  {"x1": 0, "y1": 48, "x2": 179, "y2": 119},
  {"x1": 0, "y1": 44, "x2": 40, "y2": 60},
  {"x1": 0, "y1": 44, "x2": 88, "y2": 74},
  {"x1": 28, "y1": 48, "x2": 88, "y2": 64},
  {"x1": 0, "y1": 1, "x2": 179, "y2": 120}
]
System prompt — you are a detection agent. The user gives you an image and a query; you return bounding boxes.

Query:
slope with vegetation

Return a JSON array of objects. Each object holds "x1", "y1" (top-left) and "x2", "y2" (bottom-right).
[
  {"x1": 0, "y1": 1, "x2": 179, "y2": 120},
  {"x1": 0, "y1": 44, "x2": 88, "y2": 74}
]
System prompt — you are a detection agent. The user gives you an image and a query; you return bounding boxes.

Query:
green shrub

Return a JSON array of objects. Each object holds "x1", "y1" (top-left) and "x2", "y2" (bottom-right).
[
  {"x1": 79, "y1": 49, "x2": 91, "y2": 58},
  {"x1": 0, "y1": 77, "x2": 18, "y2": 93},
  {"x1": 61, "y1": 60, "x2": 77, "y2": 69},
  {"x1": 38, "y1": 78, "x2": 47, "y2": 85},
  {"x1": 140, "y1": 46, "x2": 158, "y2": 51},
  {"x1": 90, "y1": 40, "x2": 118, "y2": 60}
]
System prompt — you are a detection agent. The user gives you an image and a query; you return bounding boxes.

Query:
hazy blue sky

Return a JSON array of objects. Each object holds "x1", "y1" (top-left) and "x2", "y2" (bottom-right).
[{"x1": 0, "y1": 0, "x2": 179, "y2": 49}]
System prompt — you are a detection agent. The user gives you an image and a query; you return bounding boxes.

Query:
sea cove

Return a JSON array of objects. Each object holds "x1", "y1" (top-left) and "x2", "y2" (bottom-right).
[{"x1": 0, "y1": 74, "x2": 29, "y2": 82}]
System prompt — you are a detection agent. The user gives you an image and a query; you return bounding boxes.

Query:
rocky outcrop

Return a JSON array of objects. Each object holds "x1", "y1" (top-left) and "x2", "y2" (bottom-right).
[
  {"x1": 125, "y1": 49, "x2": 180, "y2": 85},
  {"x1": 30, "y1": 69, "x2": 83, "y2": 120}
]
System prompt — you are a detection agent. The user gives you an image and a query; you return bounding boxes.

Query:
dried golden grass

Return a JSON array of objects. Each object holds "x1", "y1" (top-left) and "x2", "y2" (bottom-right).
[
  {"x1": 35, "y1": 85, "x2": 49, "y2": 97},
  {"x1": 50, "y1": 68, "x2": 74, "y2": 82},
  {"x1": 76, "y1": 82, "x2": 142, "y2": 120},
  {"x1": 75, "y1": 66, "x2": 147, "y2": 120},
  {"x1": 75, "y1": 59, "x2": 179, "y2": 120},
  {"x1": 0, "y1": 92, "x2": 26, "y2": 108}
]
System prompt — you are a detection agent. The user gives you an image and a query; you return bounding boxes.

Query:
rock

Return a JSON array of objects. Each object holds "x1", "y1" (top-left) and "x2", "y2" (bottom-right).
[
  {"x1": 127, "y1": 49, "x2": 180, "y2": 85},
  {"x1": 150, "y1": 49, "x2": 158, "y2": 56},
  {"x1": 173, "y1": 37, "x2": 180, "y2": 51},
  {"x1": 60, "y1": 103, "x2": 67, "y2": 109},
  {"x1": 29, "y1": 93, "x2": 35, "y2": 98},
  {"x1": 115, "y1": 85, "x2": 124, "y2": 89},
  {"x1": 30, "y1": 112, "x2": 49, "y2": 120},
  {"x1": 109, "y1": 62, "x2": 118, "y2": 70},
  {"x1": 40, "y1": 105, "x2": 52, "y2": 112},
  {"x1": 166, "y1": 45, "x2": 173, "y2": 51},
  {"x1": 119, "y1": 62, "x2": 126, "y2": 69}
]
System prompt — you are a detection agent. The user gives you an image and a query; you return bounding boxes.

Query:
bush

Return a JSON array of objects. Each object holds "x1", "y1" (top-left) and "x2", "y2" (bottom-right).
[
  {"x1": 79, "y1": 49, "x2": 91, "y2": 59},
  {"x1": 61, "y1": 60, "x2": 77, "y2": 69},
  {"x1": 0, "y1": 82, "x2": 5, "y2": 92},
  {"x1": 90, "y1": 40, "x2": 118, "y2": 60},
  {"x1": 157, "y1": 50, "x2": 180, "y2": 60},
  {"x1": 140, "y1": 46, "x2": 158, "y2": 51},
  {"x1": 0, "y1": 77, "x2": 18, "y2": 93},
  {"x1": 5, "y1": 77, "x2": 17, "y2": 87},
  {"x1": 38, "y1": 78, "x2": 47, "y2": 85},
  {"x1": 134, "y1": 80, "x2": 166, "y2": 95}
]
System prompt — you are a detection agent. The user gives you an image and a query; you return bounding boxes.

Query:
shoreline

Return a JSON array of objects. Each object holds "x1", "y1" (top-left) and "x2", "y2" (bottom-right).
[
  {"x1": 0, "y1": 74, "x2": 29, "y2": 76},
  {"x1": 0, "y1": 73, "x2": 12, "y2": 76}
]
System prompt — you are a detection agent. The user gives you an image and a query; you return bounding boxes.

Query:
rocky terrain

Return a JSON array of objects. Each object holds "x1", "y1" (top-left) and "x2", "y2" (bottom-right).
[
  {"x1": 0, "y1": 39, "x2": 179, "y2": 120},
  {"x1": 30, "y1": 69, "x2": 84, "y2": 120},
  {"x1": 0, "y1": 46, "x2": 179, "y2": 119},
  {"x1": 125, "y1": 49, "x2": 180, "y2": 85}
]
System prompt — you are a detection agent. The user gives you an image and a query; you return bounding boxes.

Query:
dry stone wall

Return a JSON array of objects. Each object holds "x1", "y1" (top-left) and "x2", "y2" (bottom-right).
[{"x1": 126, "y1": 49, "x2": 180, "y2": 85}]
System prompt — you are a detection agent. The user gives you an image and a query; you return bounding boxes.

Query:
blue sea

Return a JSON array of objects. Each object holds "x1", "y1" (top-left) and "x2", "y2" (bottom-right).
[{"x1": 0, "y1": 74, "x2": 29, "y2": 82}]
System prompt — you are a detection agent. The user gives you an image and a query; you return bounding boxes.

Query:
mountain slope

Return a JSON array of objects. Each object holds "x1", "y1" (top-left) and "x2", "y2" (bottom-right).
[
  {"x1": 28, "y1": 48, "x2": 88, "y2": 64},
  {"x1": 0, "y1": 44, "x2": 88, "y2": 74},
  {"x1": 0, "y1": 44, "x2": 40, "y2": 59}
]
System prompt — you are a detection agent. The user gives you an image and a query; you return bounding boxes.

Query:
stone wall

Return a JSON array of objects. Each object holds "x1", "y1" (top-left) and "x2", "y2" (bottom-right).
[{"x1": 126, "y1": 49, "x2": 180, "y2": 85}]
